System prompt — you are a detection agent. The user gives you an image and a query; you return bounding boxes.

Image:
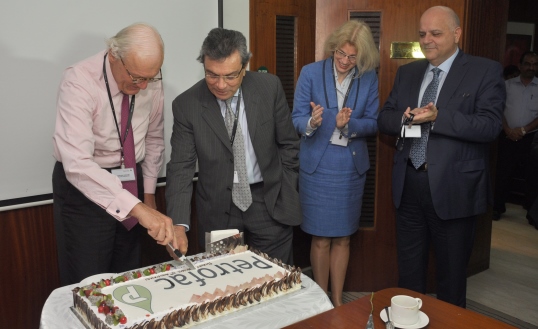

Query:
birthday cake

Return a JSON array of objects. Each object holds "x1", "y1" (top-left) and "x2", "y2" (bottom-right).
[{"x1": 72, "y1": 248, "x2": 302, "y2": 328}]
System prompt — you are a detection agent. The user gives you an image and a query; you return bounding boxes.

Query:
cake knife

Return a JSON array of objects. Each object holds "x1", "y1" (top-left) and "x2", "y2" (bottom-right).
[{"x1": 168, "y1": 243, "x2": 196, "y2": 270}]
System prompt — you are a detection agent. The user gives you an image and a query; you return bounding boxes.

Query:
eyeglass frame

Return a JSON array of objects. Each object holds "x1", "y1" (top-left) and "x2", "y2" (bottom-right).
[
  {"x1": 120, "y1": 57, "x2": 162, "y2": 84},
  {"x1": 205, "y1": 66, "x2": 245, "y2": 83},
  {"x1": 334, "y1": 49, "x2": 357, "y2": 63}
]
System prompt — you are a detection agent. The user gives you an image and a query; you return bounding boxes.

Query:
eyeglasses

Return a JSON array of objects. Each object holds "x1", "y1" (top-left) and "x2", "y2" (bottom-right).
[
  {"x1": 205, "y1": 67, "x2": 244, "y2": 83},
  {"x1": 334, "y1": 49, "x2": 357, "y2": 63},
  {"x1": 120, "y1": 57, "x2": 162, "y2": 84}
]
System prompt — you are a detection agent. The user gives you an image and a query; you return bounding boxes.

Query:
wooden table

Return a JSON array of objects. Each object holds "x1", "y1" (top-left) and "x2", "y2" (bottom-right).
[{"x1": 284, "y1": 287, "x2": 517, "y2": 328}]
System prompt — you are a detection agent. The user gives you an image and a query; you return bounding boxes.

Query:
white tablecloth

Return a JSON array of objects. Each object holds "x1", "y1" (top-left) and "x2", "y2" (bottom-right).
[{"x1": 40, "y1": 273, "x2": 333, "y2": 329}]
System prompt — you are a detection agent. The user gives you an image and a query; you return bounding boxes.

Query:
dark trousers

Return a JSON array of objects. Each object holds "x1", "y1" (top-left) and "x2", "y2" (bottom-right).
[
  {"x1": 225, "y1": 182, "x2": 294, "y2": 265},
  {"x1": 494, "y1": 131, "x2": 536, "y2": 211},
  {"x1": 53, "y1": 162, "x2": 143, "y2": 286},
  {"x1": 396, "y1": 165, "x2": 477, "y2": 308}
]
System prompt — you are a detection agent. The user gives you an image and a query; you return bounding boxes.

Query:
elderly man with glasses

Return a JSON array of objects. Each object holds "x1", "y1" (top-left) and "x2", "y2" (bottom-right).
[
  {"x1": 52, "y1": 23, "x2": 175, "y2": 286},
  {"x1": 166, "y1": 28, "x2": 301, "y2": 265}
]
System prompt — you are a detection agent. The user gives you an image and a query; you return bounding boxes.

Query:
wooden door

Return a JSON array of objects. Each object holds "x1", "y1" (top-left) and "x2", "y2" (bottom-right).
[{"x1": 249, "y1": 0, "x2": 316, "y2": 268}]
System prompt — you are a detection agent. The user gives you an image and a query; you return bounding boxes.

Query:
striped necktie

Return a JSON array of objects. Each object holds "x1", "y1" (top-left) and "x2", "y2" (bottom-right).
[
  {"x1": 409, "y1": 67, "x2": 441, "y2": 169},
  {"x1": 224, "y1": 97, "x2": 252, "y2": 211}
]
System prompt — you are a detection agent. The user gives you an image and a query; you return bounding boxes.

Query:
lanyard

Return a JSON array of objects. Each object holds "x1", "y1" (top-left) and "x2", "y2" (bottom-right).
[
  {"x1": 331, "y1": 56, "x2": 356, "y2": 107},
  {"x1": 102, "y1": 52, "x2": 135, "y2": 168},
  {"x1": 321, "y1": 57, "x2": 360, "y2": 110},
  {"x1": 228, "y1": 89, "x2": 242, "y2": 146}
]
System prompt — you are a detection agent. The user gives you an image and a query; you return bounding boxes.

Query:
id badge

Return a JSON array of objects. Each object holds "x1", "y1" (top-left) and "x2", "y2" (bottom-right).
[
  {"x1": 330, "y1": 130, "x2": 349, "y2": 146},
  {"x1": 111, "y1": 168, "x2": 136, "y2": 182},
  {"x1": 233, "y1": 170, "x2": 239, "y2": 183},
  {"x1": 402, "y1": 125, "x2": 422, "y2": 138}
]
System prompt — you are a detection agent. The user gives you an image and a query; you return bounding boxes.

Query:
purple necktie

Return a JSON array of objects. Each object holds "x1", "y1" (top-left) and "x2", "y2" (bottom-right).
[{"x1": 121, "y1": 93, "x2": 138, "y2": 230}]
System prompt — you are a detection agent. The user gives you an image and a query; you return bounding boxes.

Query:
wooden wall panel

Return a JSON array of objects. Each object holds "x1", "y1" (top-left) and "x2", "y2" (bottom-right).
[
  {"x1": 249, "y1": 0, "x2": 316, "y2": 269},
  {"x1": 1, "y1": 204, "x2": 59, "y2": 329},
  {"x1": 249, "y1": 0, "x2": 316, "y2": 82},
  {"x1": 0, "y1": 186, "x2": 184, "y2": 329}
]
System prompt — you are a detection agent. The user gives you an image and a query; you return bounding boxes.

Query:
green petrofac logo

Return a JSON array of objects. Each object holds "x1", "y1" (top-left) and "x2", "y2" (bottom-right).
[{"x1": 113, "y1": 285, "x2": 153, "y2": 314}]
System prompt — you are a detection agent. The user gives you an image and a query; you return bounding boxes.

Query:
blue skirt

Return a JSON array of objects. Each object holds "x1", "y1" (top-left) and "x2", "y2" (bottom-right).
[{"x1": 300, "y1": 144, "x2": 366, "y2": 237}]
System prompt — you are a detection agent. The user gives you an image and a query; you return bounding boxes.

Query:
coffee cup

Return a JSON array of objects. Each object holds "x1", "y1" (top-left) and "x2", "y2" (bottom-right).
[{"x1": 390, "y1": 295, "x2": 422, "y2": 325}]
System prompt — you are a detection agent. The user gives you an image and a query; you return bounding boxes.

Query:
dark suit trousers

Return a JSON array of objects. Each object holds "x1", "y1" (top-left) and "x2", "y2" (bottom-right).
[
  {"x1": 226, "y1": 182, "x2": 294, "y2": 265},
  {"x1": 53, "y1": 162, "x2": 142, "y2": 286},
  {"x1": 396, "y1": 164, "x2": 477, "y2": 308},
  {"x1": 493, "y1": 131, "x2": 536, "y2": 211}
]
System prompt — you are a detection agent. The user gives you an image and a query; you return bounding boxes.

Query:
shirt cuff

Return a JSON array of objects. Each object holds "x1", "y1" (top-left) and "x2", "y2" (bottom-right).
[
  {"x1": 305, "y1": 117, "x2": 317, "y2": 136},
  {"x1": 143, "y1": 176, "x2": 158, "y2": 194},
  {"x1": 339, "y1": 123, "x2": 349, "y2": 137},
  {"x1": 105, "y1": 189, "x2": 141, "y2": 221},
  {"x1": 176, "y1": 223, "x2": 190, "y2": 231}
]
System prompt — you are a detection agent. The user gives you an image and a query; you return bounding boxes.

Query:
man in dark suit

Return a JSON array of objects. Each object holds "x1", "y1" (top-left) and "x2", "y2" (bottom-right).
[
  {"x1": 166, "y1": 28, "x2": 301, "y2": 264},
  {"x1": 378, "y1": 6, "x2": 505, "y2": 307}
]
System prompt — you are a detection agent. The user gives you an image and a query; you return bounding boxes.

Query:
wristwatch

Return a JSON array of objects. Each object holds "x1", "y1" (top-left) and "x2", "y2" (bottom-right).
[{"x1": 521, "y1": 127, "x2": 527, "y2": 135}]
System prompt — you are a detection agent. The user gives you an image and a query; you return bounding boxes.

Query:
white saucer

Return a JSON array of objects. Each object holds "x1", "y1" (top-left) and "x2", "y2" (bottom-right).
[
  {"x1": 380, "y1": 307, "x2": 429, "y2": 329},
  {"x1": 79, "y1": 273, "x2": 116, "y2": 286}
]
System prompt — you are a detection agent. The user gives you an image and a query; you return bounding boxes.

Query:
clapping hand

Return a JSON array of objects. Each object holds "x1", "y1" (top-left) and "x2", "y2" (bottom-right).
[{"x1": 310, "y1": 102, "x2": 324, "y2": 128}]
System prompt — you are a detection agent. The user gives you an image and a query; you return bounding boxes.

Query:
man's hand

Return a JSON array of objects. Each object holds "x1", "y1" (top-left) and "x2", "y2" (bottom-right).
[
  {"x1": 410, "y1": 102, "x2": 438, "y2": 124},
  {"x1": 166, "y1": 226, "x2": 189, "y2": 260},
  {"x1": 129, "y1": 202, "x2": 174, "y2": 246},
  {"x1": 505, "y1": 127, "x2": 524, "y2": 141}
]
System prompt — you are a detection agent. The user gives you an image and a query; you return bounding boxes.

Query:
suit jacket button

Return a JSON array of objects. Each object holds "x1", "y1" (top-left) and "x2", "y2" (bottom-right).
[
  {"x1": 227, "y1": 186, "x2": 232, "y2": 190},
  {"x1": 116, "y1": 209, "x2": 120, "y2": 213},
  {"x1": 352, "y1": 151, "x2": 356, "y2": 156}
]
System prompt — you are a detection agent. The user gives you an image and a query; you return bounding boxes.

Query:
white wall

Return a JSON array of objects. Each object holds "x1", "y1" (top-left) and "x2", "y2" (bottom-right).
[
  {"x1": 507, "y1": 22, "x2": 535, "y2": 51},
  {"x1": 0, "y1": 1, "x2": 219, "y2": 205},
  {"x1": 223, "y1": 0, "x2": 250, "y2": 63}
]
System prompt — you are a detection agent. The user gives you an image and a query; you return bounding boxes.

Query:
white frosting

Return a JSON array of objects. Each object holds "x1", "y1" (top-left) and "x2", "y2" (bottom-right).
[{"x1": 77, "y1": 250, "x2": 299, "y2": 328}]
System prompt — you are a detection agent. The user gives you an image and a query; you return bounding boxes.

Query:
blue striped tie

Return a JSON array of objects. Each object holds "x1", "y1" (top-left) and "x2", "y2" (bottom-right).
[{"x1": 409, "y1": 67, "x2": 441, "y2": 169}]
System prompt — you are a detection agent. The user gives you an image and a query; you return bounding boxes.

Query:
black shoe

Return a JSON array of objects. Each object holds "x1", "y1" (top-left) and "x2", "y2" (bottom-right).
[
  {"x1": 492, "y1": 210, "x2": 501, "y2": 221},
  {"x1": 526, "y1": 213, "x2": 537, "y2": 229}
]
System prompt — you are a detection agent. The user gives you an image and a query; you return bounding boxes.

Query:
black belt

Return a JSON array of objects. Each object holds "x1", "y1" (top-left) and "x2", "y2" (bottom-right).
[
  {"x1": 250, "y1": 182, "x2": 264, "y2": 189},
  {"x1": 408, "y1": 159, "x2": 428, "y2": 171}
]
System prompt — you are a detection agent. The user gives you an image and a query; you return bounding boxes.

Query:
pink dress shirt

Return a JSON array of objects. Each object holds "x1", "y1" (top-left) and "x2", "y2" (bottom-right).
[{"x1": 53, "y1": 50, "x2": 165, "y2": 221}]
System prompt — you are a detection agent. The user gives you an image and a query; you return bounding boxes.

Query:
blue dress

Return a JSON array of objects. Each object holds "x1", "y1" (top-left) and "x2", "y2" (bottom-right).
[
  {"x1": 299, "y1": 143, "x2": 366, "y2": 236},
  {"x1": 292, "y1": 58, "x2": 379, "y2": 237}
]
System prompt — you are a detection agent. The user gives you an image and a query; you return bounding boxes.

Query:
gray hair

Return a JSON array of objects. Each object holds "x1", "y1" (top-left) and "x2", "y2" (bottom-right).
[
  {"x1": 106, "y1": 23, "x2": 164, "y2": 60},
  {"x1": 197, "y1": 28, "x2": 252, "y2": 65}
]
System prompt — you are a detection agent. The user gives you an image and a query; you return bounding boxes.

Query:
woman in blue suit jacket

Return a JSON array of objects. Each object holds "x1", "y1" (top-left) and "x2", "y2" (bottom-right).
[{"x1": 292, "y1": 20, "x2": 379, "y2": 306}]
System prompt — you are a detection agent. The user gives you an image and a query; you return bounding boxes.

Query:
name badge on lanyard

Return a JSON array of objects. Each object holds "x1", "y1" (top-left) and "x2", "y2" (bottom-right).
[
  {"x1": 331, "y1": 131, "x2": 349, "y2": 146},
  {"x1": 111, "y1": 168, "x2": 136, "y2": 181},
  {"x1": 402, "y1": 125, "x2": 422, "y2": 138}
]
